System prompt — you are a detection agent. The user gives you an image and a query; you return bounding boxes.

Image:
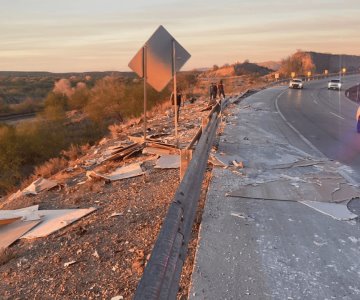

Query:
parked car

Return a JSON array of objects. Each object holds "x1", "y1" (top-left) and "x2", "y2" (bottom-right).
[
  {"x1": 328, "y1": 79, "x2": 342, "y2": 90},
  {"x1": 289, "y1": 78, "x2": 304, "y2": 89}
]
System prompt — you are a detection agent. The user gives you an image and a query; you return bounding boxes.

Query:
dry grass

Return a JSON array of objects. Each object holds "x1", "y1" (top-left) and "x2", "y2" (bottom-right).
[
  {"x1": 33, "y1": 157, "x2": 68, "y2": 178},
  {"x1": 19, "y1": 157, "x2": 68, "y2": 191},
  {"x1": 0, "y1": 248, "x2": 17, "y2": 266},
  {"x1": 61, "y1": 144, "x2": 82, "y2": 161}
]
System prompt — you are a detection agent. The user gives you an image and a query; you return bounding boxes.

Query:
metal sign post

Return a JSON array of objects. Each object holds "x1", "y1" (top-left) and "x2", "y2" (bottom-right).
[
  {"x1": 172, "y1": 40, "x2": 178, "y2": 141},
  {"x1": 143, "y1": 46, "x2": 147, "y2": 141}
]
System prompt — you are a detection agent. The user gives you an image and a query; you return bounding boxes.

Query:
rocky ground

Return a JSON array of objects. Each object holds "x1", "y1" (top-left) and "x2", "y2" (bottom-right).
[
  {"x1": 0, "y1": 68, "x2": 272, "y2": 299},
  {"x1": 0, "y1": 94, "x2": 232, "y2": 300}
]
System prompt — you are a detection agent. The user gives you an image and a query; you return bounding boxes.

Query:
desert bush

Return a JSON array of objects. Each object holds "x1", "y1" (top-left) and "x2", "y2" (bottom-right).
[
  {"x1": 0, "y1": 125, "x2": 23, "y2": 193},
  {"x1": 85, "y1": 76, "x2": 126, "y2": 124},
  {"x1": 32, "y1": 157, "x2": 68, "y2": 178},
  {"x1": 279, "y1": 51, "x2": 315, "y2": 77},
  {"x1": 68, "y1": 83, "x2": 89, "y2": 110}
]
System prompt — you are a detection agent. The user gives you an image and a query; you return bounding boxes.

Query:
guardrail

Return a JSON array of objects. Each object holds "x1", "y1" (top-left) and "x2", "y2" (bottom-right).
[
  {"x1": 267, "y1": 70, "x2": 360, "y2": 88},
  {"x1": 134, "y1": 97, "x2": 229, "y2": 299}
]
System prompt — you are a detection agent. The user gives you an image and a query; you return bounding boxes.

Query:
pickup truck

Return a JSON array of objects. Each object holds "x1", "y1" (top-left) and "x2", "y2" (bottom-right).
[
  {"x1": 328, "y1": 79, "x2": 342, "y2": 90},
  {"x1": 289, "y1": 78, "x2": 304, "y2": 89}
]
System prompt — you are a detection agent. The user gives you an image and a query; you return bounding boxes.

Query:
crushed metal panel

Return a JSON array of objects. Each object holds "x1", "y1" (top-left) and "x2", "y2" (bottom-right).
[
  {"x1": 128, "y1": 25, "x2": 191, "y2": 92},
  {"x1": 301, "y1": 201, "x2": 358, "y2": 221},
  {"x1": 21, "y1": 207, "x2": 97, "y2": 239},
  {"x1": 0, "y1": 220, "x2": 41, "y2": 249},
  {"x1": 155, "y1": 155, "x2": 180, "y2": 169}
]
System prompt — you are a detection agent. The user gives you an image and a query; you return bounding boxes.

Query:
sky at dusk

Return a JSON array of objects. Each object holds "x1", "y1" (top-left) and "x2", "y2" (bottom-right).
[{"x1": 1, "y1": 0, "x2": 359, "y2": 72}]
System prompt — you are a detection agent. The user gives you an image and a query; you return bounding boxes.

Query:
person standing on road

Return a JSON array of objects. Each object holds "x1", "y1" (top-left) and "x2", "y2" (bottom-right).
[
  {"x1": 171, "y1": 88, "x2": 182, "y2": 122},
  {"x1": 218, "y1": 80, "x2": 225, "y2": 99},
  {"x1": 212, "y1": 82, "x2": 218, "y2": 101},
  {"x1": 209, "y1": 83, "x2": 214, "y2": 102}
]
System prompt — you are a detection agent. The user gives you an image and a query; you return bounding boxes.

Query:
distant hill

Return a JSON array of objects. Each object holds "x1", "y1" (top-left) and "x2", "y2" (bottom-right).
[
  {"x1": 279, "y1": 51, "x2": 360, "y2": 76},
  {"x1": 307, "y1": 52, "x2": 360, "y2": 73},
  {"x1": 201, "y1": 61, "x2": 272, "y2": 78},
  {"x1": 257, "y1": 61, "x2": 281, "y2": 71},
  {"x1": 234, "y1": 62, "x2": 272, "y2": 76}
]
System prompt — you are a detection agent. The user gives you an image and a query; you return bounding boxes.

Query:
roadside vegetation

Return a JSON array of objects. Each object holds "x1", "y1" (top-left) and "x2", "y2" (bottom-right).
[{"x1": 0, "y1": 74, "x2": 182, "y2": 195}]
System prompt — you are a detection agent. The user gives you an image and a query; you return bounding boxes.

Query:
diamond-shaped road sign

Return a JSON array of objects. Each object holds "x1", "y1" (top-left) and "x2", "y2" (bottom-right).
[{"x1": 128, "y1": 25, "x2": 191, "y2": 92}]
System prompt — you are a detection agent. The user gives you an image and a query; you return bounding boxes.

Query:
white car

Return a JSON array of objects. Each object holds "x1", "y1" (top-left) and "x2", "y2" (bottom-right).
[
  {"x1": 328, "y1": 79, "x2": 342, "y2": 90},
  {"x1": 289, "y1": 78, "x2": 304, "y2": 89}
]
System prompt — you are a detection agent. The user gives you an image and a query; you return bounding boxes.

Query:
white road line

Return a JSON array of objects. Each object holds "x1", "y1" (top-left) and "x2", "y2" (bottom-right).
[{"x1": 329, "y1": 112, "x2": 345, "y2": 120}]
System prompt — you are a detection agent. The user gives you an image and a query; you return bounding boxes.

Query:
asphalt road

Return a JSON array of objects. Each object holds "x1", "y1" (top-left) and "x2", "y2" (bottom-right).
[
  {"x1": 277, "y1": 74, "x2": 360, "y2": 183},
  {"x1": 190, "y1": 86, "x2": 360, "y2": 300}
]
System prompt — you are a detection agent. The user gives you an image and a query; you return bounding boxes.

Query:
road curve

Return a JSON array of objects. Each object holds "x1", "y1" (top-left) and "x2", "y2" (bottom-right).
[{"x1": 277, "y1": 74, "x2": 360, "y2": 182}]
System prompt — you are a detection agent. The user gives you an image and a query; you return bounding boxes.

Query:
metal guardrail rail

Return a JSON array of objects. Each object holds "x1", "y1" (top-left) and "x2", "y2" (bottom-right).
[
  {"x1": 267, "y1": 70, "x2": 360, "y2": 88},
  {"x1": 134, "y1": 98, "x2": 230, "y2": 299}
]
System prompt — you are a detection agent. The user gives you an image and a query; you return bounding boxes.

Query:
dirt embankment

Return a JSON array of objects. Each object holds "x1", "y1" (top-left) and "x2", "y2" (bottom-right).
[{"x1": 0, "y1": 95, "x2": 227, "y2": 300}]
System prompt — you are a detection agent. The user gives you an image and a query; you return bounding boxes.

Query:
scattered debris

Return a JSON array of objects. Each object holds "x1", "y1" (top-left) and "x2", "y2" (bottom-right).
[
  {"x1": 64, "y1": 261, "x2": 77, "y2": 267},
  {"x1": 301, "y1": 201, "x2": 358, "y2": 221},
  {"x1": 110, "y1": 212, "x2": 123, "y2": 218},
  {"x1": 0, "y1": 205, "x2": 96, "y2": 247},
  {"x1": 93, "y1": 250, "x2": 100, "y2": 259},
  {"x1": 227, "y1": 178, "x2": 360, "y2": 204},
  {"x1": 232, "y1": 160, "x2": 244, "y2": 168},
  {"x1": 87, "y1": 162, "x2": 144, "y2": 182},
  {"x1": 8, "y1": 178, "x2": 58, "y2": 201},
  {"x1": 155, "y1": 155, "x2": 180, "y2": 169},
  {"x1": 0, "y1": 220, "x2": 41, "y2": 249},
  {"x1": 21, "y1": 207, "x2": 97, "y2": 239}
]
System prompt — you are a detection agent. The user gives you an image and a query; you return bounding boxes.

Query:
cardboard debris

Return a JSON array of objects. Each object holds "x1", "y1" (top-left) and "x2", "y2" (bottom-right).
[
  {"x1": 211, "y1": 153, "x2": 243, "y2": 167},
  {"x1": 0, "y1": 217, "x2": 21, "y2": 226},
  {"x1": 0, "y1": 205, "x2": 96, "y2": 247},
  {"x1": 0, "y1": 205, "x2": 41, "y2": 222},
  {"x1": 0, "y1": 220, "x2": 41, "y2": 249},
  {"x1": 64, "y1": 261, "x2": 77, "y2": 267},
  {"x1": 8, "y1": 178, "x2": 58, "y2": 201},
  {"x1": 23, "y1": 178, "x2": 58, "y2": 195},
  {"x1": 21, "y1": 207, "x2": 97, "y2": 239},
  {"x1": 87, "y1": 162, "x2": 144, "y2": 182},
  {"x1": 101, "y1": 143, "x2": 144, "y2": 162},
  {"x1": 208, "y1": 154, "x2": 227, "y2": 167},
  {"x1": 142, "y1": 147, "x2": 175, "y2": 156},
  {"x1": 301, "y1": 201, "x2": 358, "y2": 221},
  {"x1": 155, "y1": 155, "x2": 180, "y2": 169}
]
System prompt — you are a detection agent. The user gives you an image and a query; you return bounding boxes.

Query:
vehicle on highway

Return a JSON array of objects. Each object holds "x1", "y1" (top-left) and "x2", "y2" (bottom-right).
[
  {"x1": 328, "y1": 79, "x2": 342, "y2": 90},
  {"x1": 289, "y1": 78, "x2": 304, "y2": 89}
]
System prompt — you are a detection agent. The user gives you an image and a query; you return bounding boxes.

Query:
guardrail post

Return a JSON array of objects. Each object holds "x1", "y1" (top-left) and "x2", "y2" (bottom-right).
[
  {"x1": 180, "y1": 149, "x2": 193, "y2": 180},
  {"x1": 201, "y1": 117, "x2": 208, "y2": 132}
]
